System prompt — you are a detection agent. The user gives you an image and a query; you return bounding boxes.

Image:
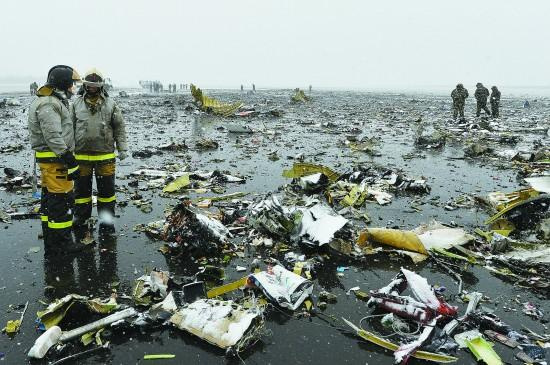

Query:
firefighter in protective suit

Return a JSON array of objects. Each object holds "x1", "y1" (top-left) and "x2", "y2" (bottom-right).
[
  {"x1": 71, "y1": 69, "x2": 128, "y2": 236},
  {"x1": 28, "y1": 65, "x2": 81, "y2": 254}
]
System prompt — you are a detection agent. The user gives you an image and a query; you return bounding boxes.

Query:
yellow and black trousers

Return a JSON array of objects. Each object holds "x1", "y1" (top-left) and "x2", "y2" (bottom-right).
[
  {"x1": 74, "y1": 153, "x2": 116, "y2": 230},
  {"x1": 37, "y1": 158, "x2": 75, "y2": 253}
]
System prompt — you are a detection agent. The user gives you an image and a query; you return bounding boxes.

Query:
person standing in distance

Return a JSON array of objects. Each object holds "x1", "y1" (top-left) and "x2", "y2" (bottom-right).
[
  {"x1": 490, "y1": 86, "x2": 501, "y2": 118},
  {"x1": 451, "y1": 83, "x2": 469, "y2": 122},
  {"x1": 474, "y1": 82, "x2": 491, "y2": 117}
]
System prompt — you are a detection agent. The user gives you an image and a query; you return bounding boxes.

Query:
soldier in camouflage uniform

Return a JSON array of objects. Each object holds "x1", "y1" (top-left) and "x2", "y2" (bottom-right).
[
  {"x1": 451, "y1": 83, "x2": 468, "y2": 121},
  {"x1": 474, "y1": 82, "x2": 491, "y2": 117},
  {"x1": 490, "y1": 86, "x2": 501, "y2": 118}
]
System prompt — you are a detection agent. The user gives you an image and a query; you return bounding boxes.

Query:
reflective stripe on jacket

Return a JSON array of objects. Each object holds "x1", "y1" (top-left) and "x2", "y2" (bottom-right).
[
  {"x1": 28, "y1": 86, "x2": 74, "y2": 161},
  {"x1": 71, "y1": 95, "x2": 128, "y2": 155}
]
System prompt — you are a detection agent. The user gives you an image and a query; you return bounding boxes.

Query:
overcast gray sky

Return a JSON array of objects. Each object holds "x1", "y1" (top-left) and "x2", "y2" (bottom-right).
[{"x1": 2, "y1": 0, "x2": 549, "y2": 91}]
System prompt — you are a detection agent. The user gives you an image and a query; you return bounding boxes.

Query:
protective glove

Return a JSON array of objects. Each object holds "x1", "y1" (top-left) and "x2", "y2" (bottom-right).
[
  {"x1": 118, "y1": 151, "x2": 128, "y2": 161},
  {"x1": 59, "y1": 150, "x2": 80, "y2": 180}
]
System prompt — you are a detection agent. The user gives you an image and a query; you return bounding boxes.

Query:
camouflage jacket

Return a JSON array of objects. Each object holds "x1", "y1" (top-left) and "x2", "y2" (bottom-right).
[
  {"x1": 474, "y1": 87, "x2": 489, "y2": 101},
  {"x1": 490, "y1": 90, "x2": 501, "y2": 103},
  {"x1": 451, "y1": 88, "x2": 469, "y2": 103}
]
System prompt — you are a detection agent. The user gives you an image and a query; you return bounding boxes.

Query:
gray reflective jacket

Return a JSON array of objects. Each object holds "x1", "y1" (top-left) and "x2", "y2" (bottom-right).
[
  {"x1": 71, "y1": 94, "x2": 128, "y2": 154},
  {"x1": 28, "y1": 86, "x2": 74, "y2": 158}
]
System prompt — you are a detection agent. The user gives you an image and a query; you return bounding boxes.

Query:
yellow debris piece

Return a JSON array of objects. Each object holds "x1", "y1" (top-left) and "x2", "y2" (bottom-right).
[
  {"x1": 207, "y1": 277, "x2": 248, "y2": 298},
  {"x1": 282, "y1": 163, "x2": 340, "y2": 182},
  {"x1": 358, "y1": 228, "x2": 428, "y2": 255},
  {"x1": 191, "y1": 84, "x2": 243, "y2": 117},
  {"x1": 4, "y1": 319, "x2": 21, "y2": 334}
]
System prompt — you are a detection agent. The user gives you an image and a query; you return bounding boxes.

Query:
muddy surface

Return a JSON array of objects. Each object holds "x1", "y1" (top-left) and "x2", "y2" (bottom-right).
[{"x1": 0, "y1": 89, "x2": 548, "y2": 364}]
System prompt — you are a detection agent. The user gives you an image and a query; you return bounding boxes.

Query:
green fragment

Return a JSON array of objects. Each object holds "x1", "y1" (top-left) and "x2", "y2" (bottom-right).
[
  {"x1": 465, "y1": 336, "x2": 503, "y2": 365},
  {"x1": 37, "y1": 297, "x2": 80, "y2": 329},
  {"x1": 430, "y1": 247, "x2": 476, "y2": 264},
  {"x1": 354, "y1": 291, "x2": 369, "y2": 301},
  {"x1": 144, "y1": 354, "x2": 176, "y2": 360},
  {"x1": 474, "y1": 228, "x2": 492, "y2": 242},
  {"x1": 37, "y1": 294, "x2": 118, "y2": 330},
  {"x1": 86, "y1": 297, "x2": 118, "y2": 314},
  {"x1": 341, "y1": 184, "x2": 368, "y2": 207},
  {"x1": 81, "y1": 330, "x2": 95, "y2": 346},
  {"x1": 163, "y1": 174, "x2": 190, "y2": 193}
]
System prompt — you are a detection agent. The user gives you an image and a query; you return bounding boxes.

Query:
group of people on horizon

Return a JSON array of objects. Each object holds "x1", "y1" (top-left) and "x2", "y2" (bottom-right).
[
  {"x1": 138, "y1": 80, "x2": 188, "y2": 93},
  {"x1": 451, "y1": 83, "x2": 501, "y2": 121}
]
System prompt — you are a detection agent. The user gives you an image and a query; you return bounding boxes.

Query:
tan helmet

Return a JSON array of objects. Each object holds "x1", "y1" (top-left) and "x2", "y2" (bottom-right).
[{"x1": 82, "y1": 68, "x2": 105, "y2": 87}]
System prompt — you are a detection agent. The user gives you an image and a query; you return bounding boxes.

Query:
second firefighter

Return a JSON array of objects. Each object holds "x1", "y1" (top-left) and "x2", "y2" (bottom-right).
[{"x1": 71, "y1": 68, "x2": 128, "y2": 235}]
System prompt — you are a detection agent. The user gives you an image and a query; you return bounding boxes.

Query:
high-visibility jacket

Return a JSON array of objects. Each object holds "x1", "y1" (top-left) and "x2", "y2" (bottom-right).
[
  {"x1": 28, "y1": 86, "x2": 75, "y2": 162},
  {"x1": 71, "y1": 94, "x2": 127, "y2": 163}
]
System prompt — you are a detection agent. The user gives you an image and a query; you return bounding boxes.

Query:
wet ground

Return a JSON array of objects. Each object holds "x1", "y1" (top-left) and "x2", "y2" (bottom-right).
[{"x1": 0, "y1": 89, "x2": 549, "y2": 364}]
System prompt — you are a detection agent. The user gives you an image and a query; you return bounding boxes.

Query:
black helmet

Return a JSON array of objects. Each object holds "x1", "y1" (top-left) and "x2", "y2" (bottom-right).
[{"x1": 46, "y1": 65, "x2": 81, "y2": 90}]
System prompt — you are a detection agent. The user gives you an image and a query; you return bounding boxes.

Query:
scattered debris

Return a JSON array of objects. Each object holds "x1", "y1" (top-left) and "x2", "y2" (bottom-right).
[{"x1": 170, "y1": 299, "x2": 264, "y2": 352}]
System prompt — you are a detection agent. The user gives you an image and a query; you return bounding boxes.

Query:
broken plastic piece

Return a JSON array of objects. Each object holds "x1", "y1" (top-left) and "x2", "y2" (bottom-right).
[
  {"x1": 170, "y1": 299, "x2": 263, "y2": 352},
  {"x1": 249, "y1": 265, "x2": 313, "y2": 310},
  {"x1": 4, "y1": 319, "x2": 21, "y2": 334},
  {"x1": 293, "y1": 203, "x2": 349, "y2": 246},
  {"x1": 454, "y1": 329, "x2": 482, "y2": 348},
  {"x1": 133, "y1": 269, "x2": 170, "y2": 306},
  {"x1": 282, "y1": 163, "x2": 340, "y2": 182},
  {"x1": 207, "y1": 277, "x2": 248, "y2": 298},
  {"x1": 354, "y1": 291, "x2": 369, "y2": 301},
  {"x1": 163, "y1": 174, "x2": 190, "y2": 193},
  {"x1": 465, "y1": 336, "x2": 503, "y2": 365}
]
